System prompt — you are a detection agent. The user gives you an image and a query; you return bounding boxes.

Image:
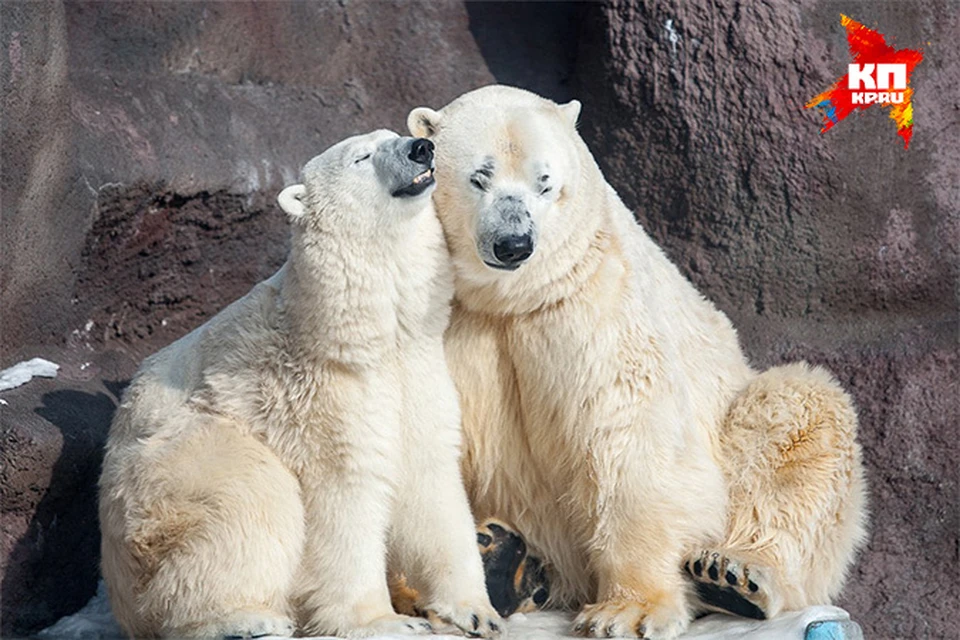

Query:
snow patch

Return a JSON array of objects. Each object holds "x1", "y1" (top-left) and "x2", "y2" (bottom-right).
[
  {"x1": 0, "y1": 357, "x2": 59, "y2": 392},
  {"x1": 41, "y1": 581, "x2": 860, "y2": 640}
]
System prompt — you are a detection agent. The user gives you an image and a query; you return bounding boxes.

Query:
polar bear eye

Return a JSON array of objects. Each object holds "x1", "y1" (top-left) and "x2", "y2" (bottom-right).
[
  {"x1": 538, "y1": 175, "x2": 552, "y2": 196},
  {"x1": 471, "y1": 159, "x2": 495, "y2": 191},
  {"x1": 470, "y1": 170, "x2": 493, "y2": 192},
  {"x1": 354, "y1": 153, "x2": 371, "y2": 164}
]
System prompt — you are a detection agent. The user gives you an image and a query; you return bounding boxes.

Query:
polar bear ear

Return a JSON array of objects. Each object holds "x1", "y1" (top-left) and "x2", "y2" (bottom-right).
[
  {"x1": 278, "y1": 184, "x2": 308, "y2": 219},
  {"x1": 558, "y1": 100, "x2": 582, "y2": 128},
  {"x1": 408, "y1": 107, "x2": 443, "y2": 139}
]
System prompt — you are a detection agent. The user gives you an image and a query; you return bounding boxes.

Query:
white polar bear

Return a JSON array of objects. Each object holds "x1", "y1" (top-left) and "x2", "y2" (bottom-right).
[
  {"x1": 98, "y1": 130, "x2": 501, "y2": 639},
  {"x1": 407, "y1": 86, "x2": 868, "y2": 639}
]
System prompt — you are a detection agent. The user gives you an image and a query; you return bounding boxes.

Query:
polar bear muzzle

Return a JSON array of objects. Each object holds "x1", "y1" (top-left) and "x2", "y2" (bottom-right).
[
  {"x1": 375, "y1": 137, "x2": 436, "y2": 198},
  {"x1": 477, "y1": 194, "x2": 537, "y2": 271}
]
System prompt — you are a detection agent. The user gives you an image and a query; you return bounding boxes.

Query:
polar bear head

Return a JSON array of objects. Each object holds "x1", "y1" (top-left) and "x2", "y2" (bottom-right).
[
  {"x1": 407, "y1": 86, "x2": 586, "y2": 284},
  {"x1": 277, "y1": 129, "x2": 437, "y2": 236}
]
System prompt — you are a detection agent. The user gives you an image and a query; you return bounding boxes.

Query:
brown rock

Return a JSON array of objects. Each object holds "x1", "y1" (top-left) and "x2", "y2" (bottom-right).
[
  {"x1": 1, "y1": 0, "x2": 494, "y2": 362},
  {"x1": 1, "y1": 348, "x2": 136, "y2": 635}
]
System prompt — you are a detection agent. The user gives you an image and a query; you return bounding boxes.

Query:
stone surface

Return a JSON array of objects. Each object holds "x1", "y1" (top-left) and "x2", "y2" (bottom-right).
[
  {"x1": 574, "y1": 0, "x2": 958, "y2": 323},
  {"x1": 1, "y1": 347, "x2": 135, "y2": 635},
  {"x1": 1, "y1": 0, "x2": 494, "y2": 361},
  {"x1": 1, "y1": 1, "x2": 957, "y2": 638}
]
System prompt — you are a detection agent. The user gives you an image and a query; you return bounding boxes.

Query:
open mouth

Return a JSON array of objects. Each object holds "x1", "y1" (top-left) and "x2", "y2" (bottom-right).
[
  {"x1": 392, "y1": 168, "x2": 436, "y2": 197},
  {"x1": 483, "y1": 260, "x2": 522, "y2": 272}
]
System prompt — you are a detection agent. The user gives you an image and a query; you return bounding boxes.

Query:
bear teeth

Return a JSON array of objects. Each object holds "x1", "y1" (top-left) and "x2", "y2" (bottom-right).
[{"x1": 412, "y1": 169, "x2": 433, "y2": 185}]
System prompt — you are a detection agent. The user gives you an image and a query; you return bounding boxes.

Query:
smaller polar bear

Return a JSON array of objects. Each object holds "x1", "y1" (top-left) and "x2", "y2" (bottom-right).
[{"x1": 98, "y1": 131, "x2": 501, "y2": 639}]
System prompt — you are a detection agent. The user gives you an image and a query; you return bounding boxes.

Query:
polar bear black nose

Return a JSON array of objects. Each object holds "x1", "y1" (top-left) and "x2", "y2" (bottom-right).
[
  {"x1": 409, "y1": 138, "x2": 435, "y2": 165},
  {"x1": 493, "y1": 234, "x2": 534, "y2": 266}
]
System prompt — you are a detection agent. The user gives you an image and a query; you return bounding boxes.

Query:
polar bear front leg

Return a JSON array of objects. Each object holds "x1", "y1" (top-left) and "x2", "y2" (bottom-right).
[
  {"x1": 387, "y1": 348, "x2": 503, "y2": 639},
  {"x1": 389, "y1": 447, "x2": 503, "y2": 637},
  {"x1": 575, "y1": 525, "x2": 692, "y2": 640},
  {"x1": 294, "y1": 469, "x2": 432, "y2": 638},
  {"x1": 571, "y1": 411, "x2": 719, "y2": 639}
]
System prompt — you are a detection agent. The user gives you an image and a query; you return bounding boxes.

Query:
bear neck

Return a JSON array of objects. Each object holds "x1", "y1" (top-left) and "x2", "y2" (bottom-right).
[
  {"x1": 453, "y1": 145, "x2": 617, "y2": 317},
  {"x1": 280, "y1": 226, "x2": 402, "y2": 365}
]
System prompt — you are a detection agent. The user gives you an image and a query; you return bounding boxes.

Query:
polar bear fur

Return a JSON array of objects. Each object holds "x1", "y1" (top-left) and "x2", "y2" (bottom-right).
[
  {"x1": 98, "y1": 130, "x2": 500, "y2": 639},
  {"x1": 407, "y1": 86, "x2": 868, "y2": 639}
]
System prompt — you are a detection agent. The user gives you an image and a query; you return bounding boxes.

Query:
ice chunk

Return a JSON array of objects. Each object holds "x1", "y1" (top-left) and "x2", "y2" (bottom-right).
[{"x1": 0, "y1": 357, "x2": 60, "y2": 392}]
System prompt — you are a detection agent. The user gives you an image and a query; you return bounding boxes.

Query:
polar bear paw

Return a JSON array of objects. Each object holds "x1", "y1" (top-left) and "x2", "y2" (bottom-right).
[
  {"x1": 202, "y1": 610, "x2": 295, "y2": 639},
  {"x1": 477, "y1": 518, "x2": 550, "y2": 616},
  {"x1": 683, "y1": 549, "x2": 774, "y2": 620},
  {"x1": 346, "y1": 613, "x2": 434, "y2": 638},
  {"x1": 572, "y1": 598, "x2": 689, "y2": 639},
  {"x1": 422, "y1": 602, "x2": 503, "y2": 638}
]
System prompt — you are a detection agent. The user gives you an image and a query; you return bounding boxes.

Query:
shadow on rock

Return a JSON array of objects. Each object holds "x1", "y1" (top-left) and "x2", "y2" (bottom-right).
[{"x1": 1, "y1": 382, "x2": 126, "y2": 636}]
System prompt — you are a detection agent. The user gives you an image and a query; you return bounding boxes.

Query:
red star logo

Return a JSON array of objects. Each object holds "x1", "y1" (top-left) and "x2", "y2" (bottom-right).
[{"x1": 806, "y1": 15, "x2": 924, "y2": 149}]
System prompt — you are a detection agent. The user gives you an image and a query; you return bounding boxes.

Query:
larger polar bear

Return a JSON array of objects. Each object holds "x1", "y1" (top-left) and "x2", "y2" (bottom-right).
[
  {"x1": 407, "y1": 86, "x2": 868, "y2": 639},
  {"x1": 98, "y1": 131, "x2": 501, "y2": 639}
]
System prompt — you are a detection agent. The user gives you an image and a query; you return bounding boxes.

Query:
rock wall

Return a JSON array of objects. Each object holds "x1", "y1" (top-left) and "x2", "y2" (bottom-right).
[
  {"x1": 2, "y1": 1, "x2": 956, "y2": 638},
  {"x1": 2, "y1": 0, "x2": 494, "y2": 357}
]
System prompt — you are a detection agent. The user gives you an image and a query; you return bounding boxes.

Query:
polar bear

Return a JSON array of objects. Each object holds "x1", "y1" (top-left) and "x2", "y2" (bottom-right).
[
  {"x1": 98, "y1": 130, "x2": 501, "y2": 639},
  {"x1": 407, "y1": 86, "x2": 868, "y2": 639}
]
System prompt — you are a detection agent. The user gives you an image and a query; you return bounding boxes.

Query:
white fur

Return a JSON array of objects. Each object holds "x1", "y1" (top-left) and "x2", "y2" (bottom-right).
[
  {"x1": 408, "y1": 87, "x2": 868, "y2": 640},
  {"x1": 98, "y1": 130, "x2": 500, "y2": 639}
]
